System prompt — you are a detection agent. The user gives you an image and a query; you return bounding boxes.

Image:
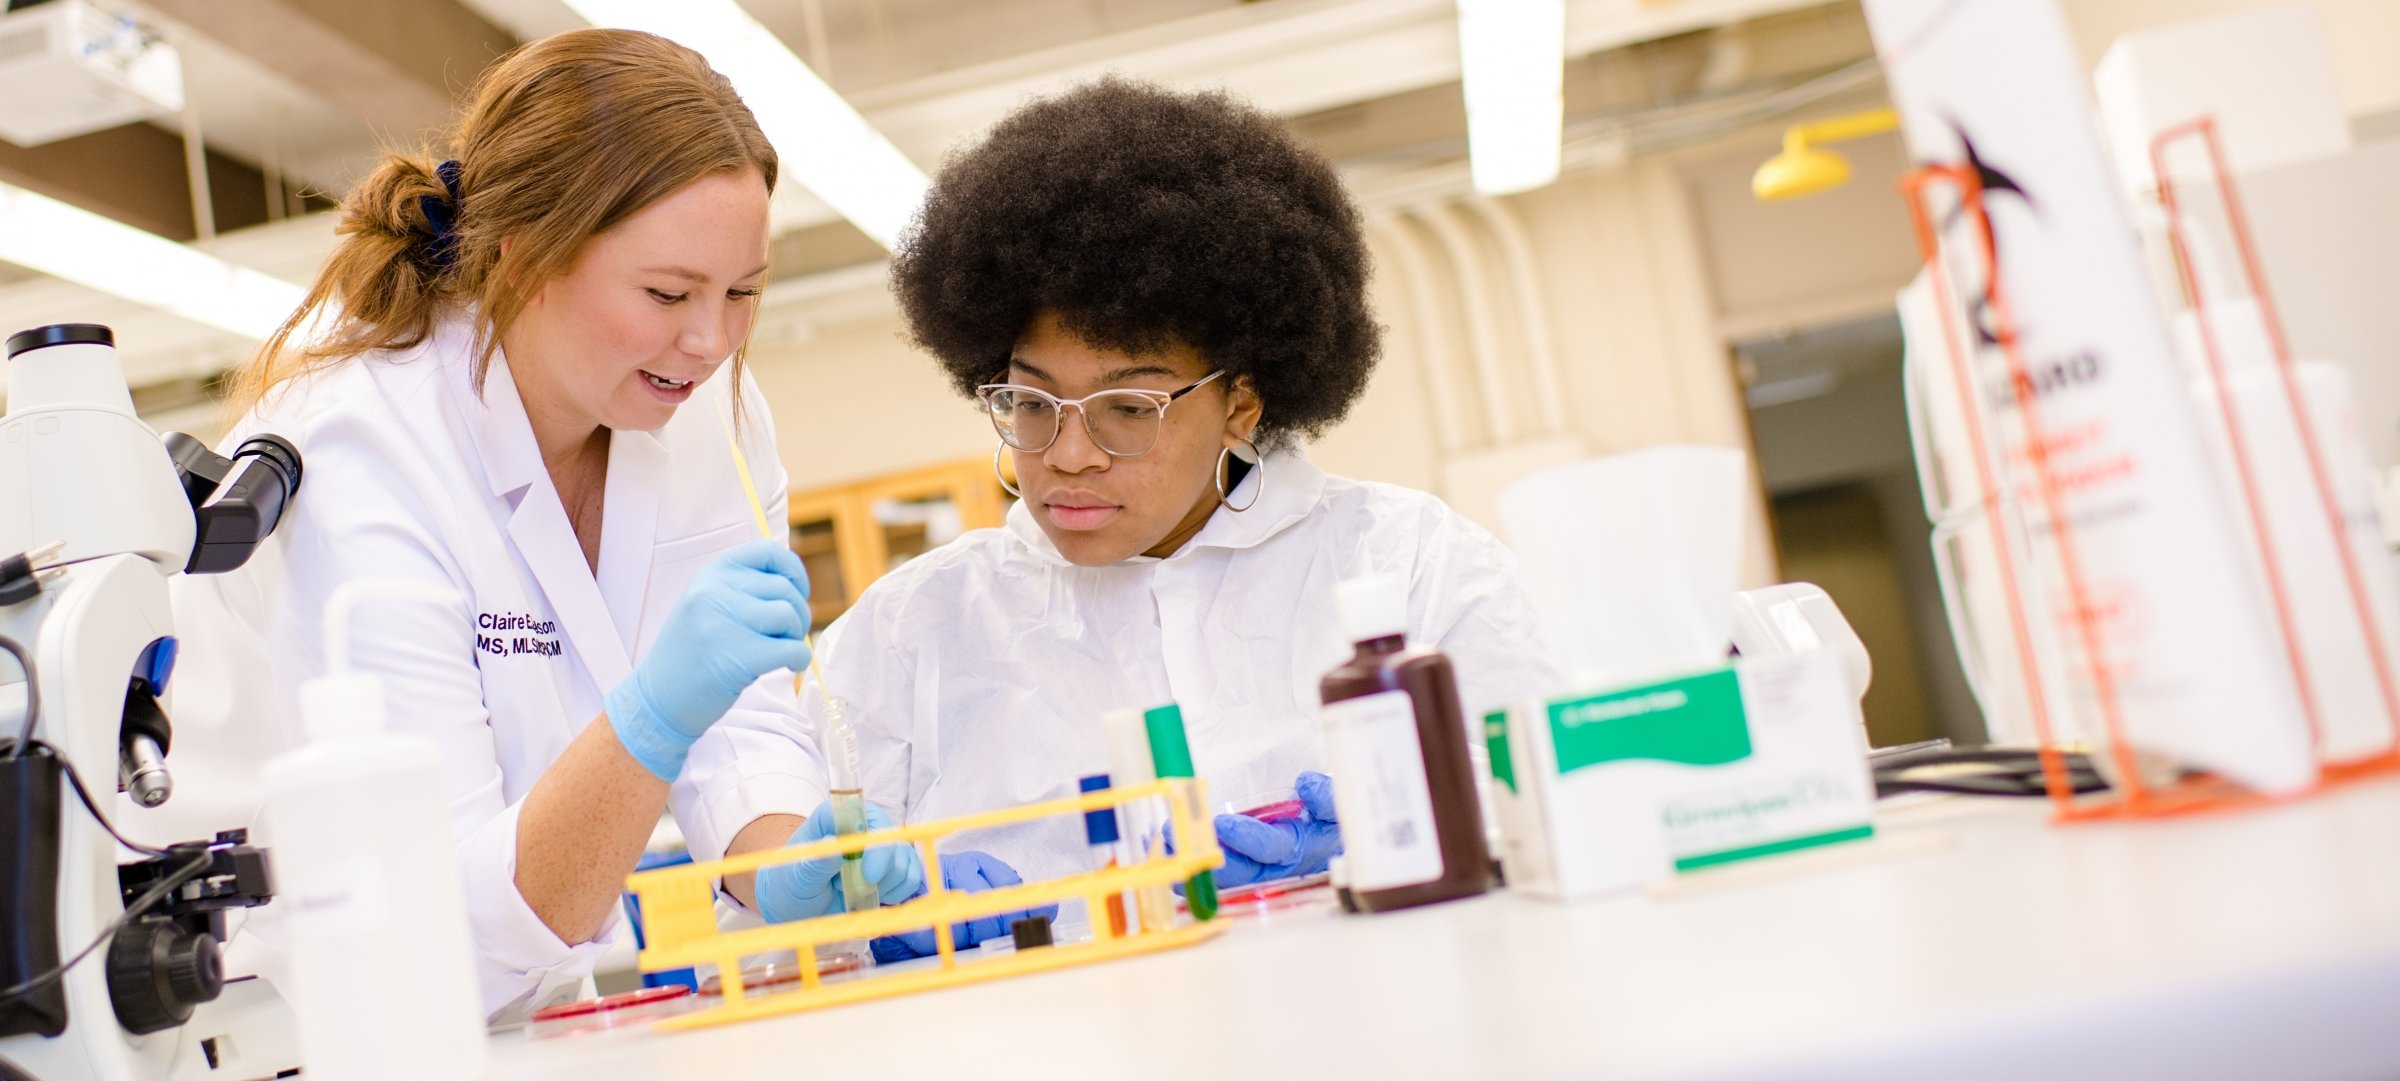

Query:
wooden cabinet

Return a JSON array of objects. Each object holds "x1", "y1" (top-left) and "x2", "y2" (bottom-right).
[{"x1": 787, "y1": 456, "x2": 1013, "y2": 630}]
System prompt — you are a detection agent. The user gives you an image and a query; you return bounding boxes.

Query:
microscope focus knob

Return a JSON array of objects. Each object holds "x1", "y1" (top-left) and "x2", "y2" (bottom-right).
[{"x1": 105, "y1": 922, "x2": 224, "y2": 1035}]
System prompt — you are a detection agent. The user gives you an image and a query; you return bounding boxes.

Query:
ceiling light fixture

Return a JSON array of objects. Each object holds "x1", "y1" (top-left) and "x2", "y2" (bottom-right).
[
  {"x1": 559, "y1": 0, "x2": 930, "y2": 249},
  {"x1": 0, "y1": 180, "x2": 304, "y2": 339},
  {"x1": 1455, "y1": 0, "x2": 1565, "y2": 196}
]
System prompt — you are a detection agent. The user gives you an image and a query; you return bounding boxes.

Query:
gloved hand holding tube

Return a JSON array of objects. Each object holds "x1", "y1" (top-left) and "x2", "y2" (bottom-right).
[
  {"x1": 604, "y1": 540, "x2": 813, "y2": 781},
  {"x1": 1214, "y1": 771, "x2": 1343, "y2": 888},
  {"x1": 751, "y1": 800, "x2": 926, "y2": 923}
]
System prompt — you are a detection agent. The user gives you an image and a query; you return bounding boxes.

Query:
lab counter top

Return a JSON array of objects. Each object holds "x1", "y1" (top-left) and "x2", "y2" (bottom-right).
[{"x1": 485, "y1": 778, "x2": 2400, "y2": 1081}]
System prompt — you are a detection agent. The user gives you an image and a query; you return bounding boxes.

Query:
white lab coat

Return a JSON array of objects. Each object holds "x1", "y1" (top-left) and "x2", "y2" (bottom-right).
[
  {"x1": 803, "y1": 448, "x2": 1556, "y2": 918},
  {"x1": 167, "y1": 317, "x2": 824, "y2": 1017}
]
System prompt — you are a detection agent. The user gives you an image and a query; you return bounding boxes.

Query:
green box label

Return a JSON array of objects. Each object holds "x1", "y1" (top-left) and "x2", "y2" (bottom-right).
[
  {"x1": 1546, "y1": 668, "x2": 1751, "y2": 775},
  {"x1": 1484, "y1": 711, "x2": 1515, "y2": 794}
]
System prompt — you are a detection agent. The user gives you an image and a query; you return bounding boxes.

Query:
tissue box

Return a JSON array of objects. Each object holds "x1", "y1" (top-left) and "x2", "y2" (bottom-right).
[{"x1": 1487, "y1": 651, "x2": 1875, "y2": 901}]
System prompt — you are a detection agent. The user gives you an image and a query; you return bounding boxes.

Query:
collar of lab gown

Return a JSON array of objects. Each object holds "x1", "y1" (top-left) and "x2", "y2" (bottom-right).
[
  {"x1": 446, "y1": 324, "x2": 550, "y2": 503},
  {"x1": 438, "y1": 319, "x2": 666, "y2": 504},
  {"x1": 437, "y1": 316, "x2": 665, "y2": 683},
  {"x1": 1001, "y1": 445, "x2": 1329, "y2": 566}
]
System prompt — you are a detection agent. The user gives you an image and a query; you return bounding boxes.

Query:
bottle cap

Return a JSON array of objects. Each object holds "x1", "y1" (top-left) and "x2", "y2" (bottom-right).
[
  {"x1": 1334, "y1": 573, "x2": 1408, "y2": 643},
  {"x1": 1078, "y1": 774, "x2": 1119, "y2": 845}
]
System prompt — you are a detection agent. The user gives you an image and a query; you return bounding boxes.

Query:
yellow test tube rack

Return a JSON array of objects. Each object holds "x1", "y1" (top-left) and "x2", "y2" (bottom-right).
[{"x1": 624, "y1": 777, "x2": 1226, "y2": 1031}]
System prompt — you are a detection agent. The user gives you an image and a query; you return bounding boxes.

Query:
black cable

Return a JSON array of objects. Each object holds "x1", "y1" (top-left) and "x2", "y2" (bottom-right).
[
  {"x1": 37, "y1": 553, "x2": 129, "y2": 575},
  {"x1": 1876, "y1": 747, "x2": 2071, "y2": 770},
  {"x1": 0, "y1": 740, "x2": 198, "y2": 1004},
  {"x1": 47, "y1": 741, "x2": 171, "y2": 859},
  {"x1": 1875, "y1": 747, "x2": 2101, "y2": 772},
  {"x1": 0, "y1": 632, "x2": 37, "y2": 757},
  {"x1": 1879, "y1": 774, "x2": 2109, "y2": 798},
  {"x1": 1874, "y1": 746, "x2": 2113, "y2": 799},
  {"x1": 3, "y1": 548, "x2": 164, "y2": 758},
  {"x1": 0, "y1": 848, "x2": 207, "y2": 1003}
]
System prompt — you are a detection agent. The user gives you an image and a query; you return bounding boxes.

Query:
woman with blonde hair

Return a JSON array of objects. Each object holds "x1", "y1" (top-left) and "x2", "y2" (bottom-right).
[{"x1": 175, "y1": 29, "x2": 1022, "y2": 1018}]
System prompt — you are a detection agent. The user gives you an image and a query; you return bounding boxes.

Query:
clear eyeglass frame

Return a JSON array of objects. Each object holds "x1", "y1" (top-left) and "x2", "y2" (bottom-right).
[{"x1": 974, "y1": 370, "x2": 1226, "y2": 457}]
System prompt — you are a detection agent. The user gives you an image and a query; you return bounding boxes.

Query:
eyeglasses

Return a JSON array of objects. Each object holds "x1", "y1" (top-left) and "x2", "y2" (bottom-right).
[{"x1": 975, "y1": 370, "x2": 1225, "y2": 457}]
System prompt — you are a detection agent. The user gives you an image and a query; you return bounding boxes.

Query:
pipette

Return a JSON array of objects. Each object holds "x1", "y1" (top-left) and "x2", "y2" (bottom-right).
[
  {"x1": 714, "y1": 399, "x2": 839, "y2": 707},
  {"x1": 718, "y1": 402, "x2": 877, "y2": 919}
]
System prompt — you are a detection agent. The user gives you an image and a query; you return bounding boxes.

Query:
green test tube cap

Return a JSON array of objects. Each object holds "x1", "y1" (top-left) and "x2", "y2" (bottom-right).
[{"x1": 1143, "y1": 703, "x2": 1194, "y2": 778}]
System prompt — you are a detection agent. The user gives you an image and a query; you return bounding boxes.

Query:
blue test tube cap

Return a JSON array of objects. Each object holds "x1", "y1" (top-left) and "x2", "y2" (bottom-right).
[{"x1": 1078, "y1": 773, "x2": 1119, "y2": 845}]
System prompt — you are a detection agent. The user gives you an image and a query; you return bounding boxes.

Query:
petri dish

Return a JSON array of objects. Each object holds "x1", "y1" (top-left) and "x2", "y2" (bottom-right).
[{"x1": 528, "y1": 985, "x2": 695, "y2": 1039}]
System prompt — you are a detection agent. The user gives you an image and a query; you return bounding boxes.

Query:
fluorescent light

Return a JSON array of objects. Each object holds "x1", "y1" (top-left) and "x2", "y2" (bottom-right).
[
  {"x1": 559, "y1": 0, "x2": 930, "y2": 249},
  {"x1": 0, "y1": 181, "x2": 304, "y2": 339},
  {"x1": 1456, "y1": 0, "x2": 1565, "y2": 196}
]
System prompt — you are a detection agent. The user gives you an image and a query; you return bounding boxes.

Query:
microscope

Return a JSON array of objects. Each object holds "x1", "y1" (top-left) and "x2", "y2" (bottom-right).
[{"x1": 0, "y1": 325, "x2": 303, "y2": 1081}]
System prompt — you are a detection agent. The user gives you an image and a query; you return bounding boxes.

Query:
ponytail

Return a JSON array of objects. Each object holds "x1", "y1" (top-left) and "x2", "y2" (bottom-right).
[{"x1": 224, "y1": 154, "x2": 464, "y2": 417}]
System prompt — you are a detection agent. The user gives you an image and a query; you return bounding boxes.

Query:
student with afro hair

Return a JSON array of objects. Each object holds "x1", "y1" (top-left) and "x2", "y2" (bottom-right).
[{"x1": 774, "y1": 78, "x2": 1554, "y2": 950}]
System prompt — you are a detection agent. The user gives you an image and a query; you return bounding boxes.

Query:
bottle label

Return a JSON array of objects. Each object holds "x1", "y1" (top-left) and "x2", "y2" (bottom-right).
[
  {"x1": 290, "y1": 856, "x2": 391, "y2": 938},
  {"x1": 1320, "y1": 690, "x2": 1444, "y2": 891}
]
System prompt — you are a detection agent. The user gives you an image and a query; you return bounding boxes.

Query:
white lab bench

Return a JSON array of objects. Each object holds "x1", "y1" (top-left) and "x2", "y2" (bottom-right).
[{"x1": 485, "y1": 777, "x2": 2400, "y2": 1081}]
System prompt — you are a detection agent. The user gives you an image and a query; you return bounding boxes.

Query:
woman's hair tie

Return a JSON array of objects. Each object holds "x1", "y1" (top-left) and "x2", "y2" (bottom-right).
[{"x1": 416, "y1": 159, "x2": 466, "y2": 270}]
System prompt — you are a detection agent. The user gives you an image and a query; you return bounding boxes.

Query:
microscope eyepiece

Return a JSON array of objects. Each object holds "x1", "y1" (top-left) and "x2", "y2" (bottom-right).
[
  {"x1": 181, "y1": 433, "x2": 303, "y2": 575},
  {"x1": 5, "y1": 323, "x2": 114, "y2": 360}
]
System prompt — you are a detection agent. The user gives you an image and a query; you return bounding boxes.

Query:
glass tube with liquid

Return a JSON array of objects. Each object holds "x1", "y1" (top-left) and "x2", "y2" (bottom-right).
[
  {"x1": 816, "y1": 698, "x2": 878, "y2": 970},
  {"x1": 822, "y1": 697, "x2": 880, "y2": 916}
]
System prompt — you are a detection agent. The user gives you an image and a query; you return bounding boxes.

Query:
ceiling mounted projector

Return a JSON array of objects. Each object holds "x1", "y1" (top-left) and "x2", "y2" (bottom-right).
[{"x1": 0, "y1": 0, "x2": 183, "y2": 147}]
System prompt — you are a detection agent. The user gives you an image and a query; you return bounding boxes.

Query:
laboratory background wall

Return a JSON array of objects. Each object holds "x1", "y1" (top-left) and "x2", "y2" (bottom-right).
[
  {"x1": 735, "y1": 0, "x2": 2400, "y2": 747},
  {"x1": 8, "y1": 0, "x2": 2396, "y2": 751}
]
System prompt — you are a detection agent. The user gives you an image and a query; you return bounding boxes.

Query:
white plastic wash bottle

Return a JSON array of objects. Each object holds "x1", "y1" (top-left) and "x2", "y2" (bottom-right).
[{"x1": 261, "y1": 581, "x2": 488, "y2": 1080}]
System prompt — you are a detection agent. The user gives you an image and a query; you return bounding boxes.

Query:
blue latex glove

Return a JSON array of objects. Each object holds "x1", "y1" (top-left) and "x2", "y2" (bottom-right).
[
  {"x1": 605, "y1": 540, "x2": 812, "y2": 781},
  {"x1": 870, "y1": 851, "x2": 1057, "y2": 963},
  {"x1": 1213, "y1": 771, "x2": 1343, "y2": 888},
  {"x1": 752, "y1": 799, "x2": 926, "y2": 923}
]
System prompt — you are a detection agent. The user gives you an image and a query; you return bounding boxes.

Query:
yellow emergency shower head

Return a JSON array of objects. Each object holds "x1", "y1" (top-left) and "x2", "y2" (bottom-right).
[{"x1": 1751, "y1": 107, "x2": 1899, "y2": 202}]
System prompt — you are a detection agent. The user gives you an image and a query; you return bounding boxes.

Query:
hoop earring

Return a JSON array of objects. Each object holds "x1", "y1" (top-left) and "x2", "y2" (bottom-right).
[
  {"x1": 992, "y1": 441, "x2": 1022, "y2": 499},
  {"x1": 1214, "y1": 438, "x2": 1263, "y2": 512}
]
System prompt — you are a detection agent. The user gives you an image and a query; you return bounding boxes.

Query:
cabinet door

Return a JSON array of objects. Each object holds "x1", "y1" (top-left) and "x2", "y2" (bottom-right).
[
  {"x1": 857, "y1": 466, "x2": 974, "y2": 578},
  {"x1": 786, "y1": 457, "x2": 1016, "y2": 629},
  {"x1": 855, "y1": 461, "x2": 1015, "y2": 577}
]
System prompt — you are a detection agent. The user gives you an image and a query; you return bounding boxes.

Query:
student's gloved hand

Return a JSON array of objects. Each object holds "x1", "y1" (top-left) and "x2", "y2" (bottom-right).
[
  {"x1": 605, "y1": 540, "x2": 812, "y2": 781},
  {"x1": 870, "y1": 851, "x2": 1057, "y2": 963},
  {"x1": 752, "y1": 799, "x2": 926, "y2": 923},
  {"x1": 1213, "y1": 771, "x2": 1343, "y2": 888}
]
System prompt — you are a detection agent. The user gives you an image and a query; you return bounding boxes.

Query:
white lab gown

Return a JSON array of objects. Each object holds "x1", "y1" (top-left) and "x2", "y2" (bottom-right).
[
  {"x1": 166, "y1": 317, "x2": 825, "y2": 1018},
  {"x1": 803, "y1": 448, "x2": 1556, "y2": 924}
]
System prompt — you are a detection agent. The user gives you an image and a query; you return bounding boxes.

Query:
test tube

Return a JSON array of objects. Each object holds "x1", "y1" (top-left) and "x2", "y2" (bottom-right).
[
  {"x1": 1143, "y1": 704, "x2": 1216, "y2": 921},
  {"x1": 822, "y1": 698, "x2": 879, "y2": 917},
  {"x1": 1078, "y1": 773, "x2": 1129, "y2": 937},
  {"x1": 1102, "y1": 708, "x2": 1176, "y2": 931}
]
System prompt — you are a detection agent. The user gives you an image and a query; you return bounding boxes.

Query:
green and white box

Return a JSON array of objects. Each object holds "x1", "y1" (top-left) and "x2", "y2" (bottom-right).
[{"x1": 1487, "y1": 651, "x2": 1875, "y2": 901}]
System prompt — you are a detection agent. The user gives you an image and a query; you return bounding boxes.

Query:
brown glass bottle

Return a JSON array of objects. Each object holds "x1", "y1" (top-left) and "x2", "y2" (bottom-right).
[{"x1": 1319, "y1": 576, "x2": 1492, "y2": 913}]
